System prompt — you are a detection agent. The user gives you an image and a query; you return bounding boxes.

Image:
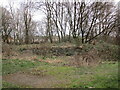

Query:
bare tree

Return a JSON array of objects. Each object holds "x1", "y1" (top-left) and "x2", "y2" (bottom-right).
[
  {"x1": 26, "y1": 1, "x2": 117, "y2": 44},
  {"x1": 84, "y1": 2, "x2": 116, "y2": 43},
  {"x1": 21, "y1": 1, "x2": 33, "y2": 44},
  {"x1": 1, "y1": 7, "x2": 12, "y2": 44},
  {"x1": 45, "y1": 1, "x2": 53, "y2": 43},
  {"x1": 116, "y1": 2, "x2": 120, "y2": 46}
]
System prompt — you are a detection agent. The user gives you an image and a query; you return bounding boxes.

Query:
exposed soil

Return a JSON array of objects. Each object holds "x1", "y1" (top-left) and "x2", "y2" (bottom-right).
[{"x1": 3, "y1": 72, "x2": 67, "y2": 88}]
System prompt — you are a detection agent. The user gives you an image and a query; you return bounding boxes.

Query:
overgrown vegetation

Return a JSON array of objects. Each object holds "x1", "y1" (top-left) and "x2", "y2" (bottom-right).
[{"x1": 2, "y1": 42, "x2": 119, "y2": 61}]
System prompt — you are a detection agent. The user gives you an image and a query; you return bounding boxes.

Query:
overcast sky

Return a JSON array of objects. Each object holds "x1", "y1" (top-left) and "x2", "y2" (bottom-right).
[
  {"x1": 0, "y1": 0, "x2": 120, "y2": 21},
  {"x1": 0, "y1": 0, "x2": 46, "y2": 21}
]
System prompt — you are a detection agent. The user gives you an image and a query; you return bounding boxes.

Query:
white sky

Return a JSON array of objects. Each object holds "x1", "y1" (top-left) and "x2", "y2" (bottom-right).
[
  {"x1": 0, "y1": 0, "x2": 120, "y2": 21},
  {"x1": 0, "y1": 0, "x2": 45, "y2": 21}
]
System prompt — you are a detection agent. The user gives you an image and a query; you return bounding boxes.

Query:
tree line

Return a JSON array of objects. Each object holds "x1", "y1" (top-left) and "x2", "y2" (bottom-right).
[{"x1": 0, "y1": 1, "x2": 119, "y2": 44}]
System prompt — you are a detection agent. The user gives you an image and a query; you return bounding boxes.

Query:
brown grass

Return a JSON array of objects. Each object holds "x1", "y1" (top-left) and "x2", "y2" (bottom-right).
[{"x1": 68, "y1": 49, "x2": 101, "y2": 67}]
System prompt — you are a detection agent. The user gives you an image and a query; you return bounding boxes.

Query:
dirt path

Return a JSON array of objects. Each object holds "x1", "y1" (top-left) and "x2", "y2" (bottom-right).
[{"x1": 3, "y1": 72, "x2": 67, "y2": 88}]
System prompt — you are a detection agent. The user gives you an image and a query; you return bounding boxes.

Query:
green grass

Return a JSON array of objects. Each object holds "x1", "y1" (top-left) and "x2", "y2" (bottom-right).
[
  {"x1": 34, "y1": 65, "x2": 75, "y2": 76},
  {"x1": 2, "y1": 58, "x2": 118, "y2": 88},
  {"x1": 2, "y1": 81, "x2": 32, "y2": 88},
  {"x1": 2, "y1": 81, "x2": 21, "y2": 88},
  {"x1": 2, "y1": 59, "x2": 49, "y2": 75},
  {"x1": 66, "y1": 62, "x2": 118, "y2": 88}
]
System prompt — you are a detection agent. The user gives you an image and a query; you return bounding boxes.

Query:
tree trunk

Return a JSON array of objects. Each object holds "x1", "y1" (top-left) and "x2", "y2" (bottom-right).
[{"x1": 25, "y1": 28, "x2": 29, "y2": 44}]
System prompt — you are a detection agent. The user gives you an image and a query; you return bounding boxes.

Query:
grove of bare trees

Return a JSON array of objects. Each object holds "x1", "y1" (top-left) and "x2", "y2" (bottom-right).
[{"x1": 0, "y1": 1, "x2": 119, "y2": 44}]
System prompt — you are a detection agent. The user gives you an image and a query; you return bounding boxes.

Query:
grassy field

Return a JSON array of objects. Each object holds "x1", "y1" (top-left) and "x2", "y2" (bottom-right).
[{"x1": 2, "y1": 58, "x2": 118, "y2": 88}]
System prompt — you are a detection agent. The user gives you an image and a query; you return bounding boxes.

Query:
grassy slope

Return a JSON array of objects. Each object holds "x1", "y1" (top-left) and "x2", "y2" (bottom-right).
[{"x1": 2, "y1": 59, "x2": 118, "y2": 88}]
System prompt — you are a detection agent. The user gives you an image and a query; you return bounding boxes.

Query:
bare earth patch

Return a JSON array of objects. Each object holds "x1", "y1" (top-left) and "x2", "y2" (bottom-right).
[{"x1": 3, "y1": 72, "x2": 67, "y2": 88}]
